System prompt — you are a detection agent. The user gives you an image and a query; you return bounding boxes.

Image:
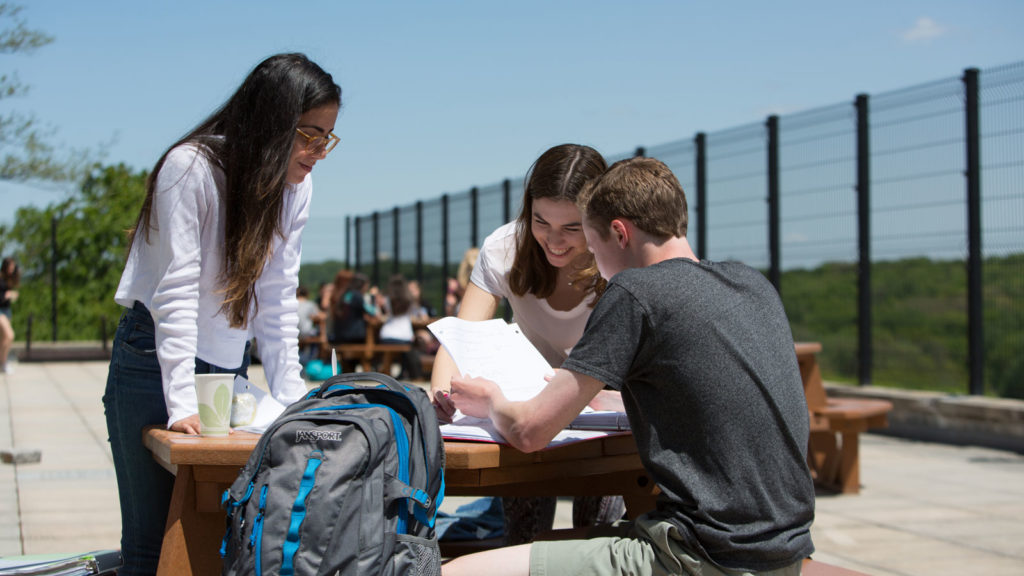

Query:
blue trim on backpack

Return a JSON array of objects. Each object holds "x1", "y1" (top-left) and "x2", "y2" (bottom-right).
[
  {"x1": 387, "y1": 409, "x2": 411, "y2": 533},
  {"x1": 281, "y1": 451, "x2": 323, "y2": 576},
  {"x1": 253, "y1": 484, "x2": 268, "y2": 576}
]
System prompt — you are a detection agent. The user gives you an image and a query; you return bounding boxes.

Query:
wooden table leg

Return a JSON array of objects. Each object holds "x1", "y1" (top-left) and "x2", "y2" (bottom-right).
[
  {"x1": 836, "y1": 431, "x2": 861, "y2": 494},
  {"x1": 621, "y1": 473, "x2": 659, "y2": 519},
  {"x1": 157, "y1": 465, "x2": 227, "y2": 576},
  {"x1": 808, "y1": 429, "x2": 862, "y2": 495}
]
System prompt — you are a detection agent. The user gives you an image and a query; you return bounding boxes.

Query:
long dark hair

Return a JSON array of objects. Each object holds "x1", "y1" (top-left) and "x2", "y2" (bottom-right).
[
  {"x1": 1, "y1": 257, "x2": 19, "y2": 288},
  {"x1": 129, "y1": 53, "x2": 342, "y2": 328},
  {"x1": 508, "y1": 144, "x2": 607, "y2": 303}
]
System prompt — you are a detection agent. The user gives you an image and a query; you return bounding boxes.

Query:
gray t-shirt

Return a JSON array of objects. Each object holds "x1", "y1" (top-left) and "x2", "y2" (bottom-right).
[{"x1": 563, "y1": 258, "x2": 815, "y2": 571}]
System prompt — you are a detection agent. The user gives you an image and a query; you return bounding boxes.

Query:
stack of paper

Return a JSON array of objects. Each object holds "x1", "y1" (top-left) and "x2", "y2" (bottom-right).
[{"x1": 427, "y1": 317, "x2": 629, "y2": 448}]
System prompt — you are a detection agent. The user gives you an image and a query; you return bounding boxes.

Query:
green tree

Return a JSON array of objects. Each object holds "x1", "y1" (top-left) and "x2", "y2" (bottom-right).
[
  {"x1": 7, "y1": 163, "x2": 147, "y2": 340},
  {"x1": 0, "y1": 3, "x2": 90, "y2": 182}
]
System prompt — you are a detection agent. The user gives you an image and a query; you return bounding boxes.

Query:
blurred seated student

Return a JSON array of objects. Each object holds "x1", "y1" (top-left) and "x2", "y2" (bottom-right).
[
  {"x1": 443, "y1": 247, "x2": 480, "y2": 317},
  {"x1": 324, "y1": 269, "x2": 352, "y2": 340},
  {"x1": 443, "y1": 277, "x2": 462, "y2": 317},
  {"x1": 329, "y1": 271, "x2": 384, "y2": 345},
  {"x1": 442, "y1": 157, "x2": 815, "y2": 576},
  {"x1": 409, "y1": 279, "x2": 440, "y2": 355},
  {"x1": 317, "y1": 280, "x2": 333, "y2": 314},
  {"x1": 296, "y1": 285, "x2": 325, "y2": 365},
  {"x1": 379, "y1": 274, "x2": 425, "y2": 381}
]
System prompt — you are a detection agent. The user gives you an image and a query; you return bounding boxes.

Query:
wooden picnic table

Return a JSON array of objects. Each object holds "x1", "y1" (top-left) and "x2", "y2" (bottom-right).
[
  {"x1": 795, "y1": 342, "x2": 893, "y2": 494},
  {"x1": 143, "y1": 427, "x2": 656, "y2": 576},
  {"x1": 144, "y1": 342, "x2": 882, "y2": 575}
]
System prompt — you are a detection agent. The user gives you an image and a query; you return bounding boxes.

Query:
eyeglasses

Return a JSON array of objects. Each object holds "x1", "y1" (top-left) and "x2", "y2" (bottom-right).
[{"x1": 295, "y1": 128, "x2": 340, "y2": 155}]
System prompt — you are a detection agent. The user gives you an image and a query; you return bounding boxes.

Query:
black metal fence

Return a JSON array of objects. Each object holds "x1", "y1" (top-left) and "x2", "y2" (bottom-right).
[{"x1": 341, "y1": 63, "x2": 1024, "y2": 399}]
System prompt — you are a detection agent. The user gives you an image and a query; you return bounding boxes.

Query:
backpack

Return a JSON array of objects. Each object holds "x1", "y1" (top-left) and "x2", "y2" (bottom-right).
[{"x1": 220, "y1": 372, "x2": 446, "y2": 576}]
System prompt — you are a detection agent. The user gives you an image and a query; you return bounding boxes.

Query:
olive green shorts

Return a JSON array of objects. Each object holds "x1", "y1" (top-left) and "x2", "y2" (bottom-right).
[{"x1": 529, "y1": 515, "x2": 802, "y2": 576}]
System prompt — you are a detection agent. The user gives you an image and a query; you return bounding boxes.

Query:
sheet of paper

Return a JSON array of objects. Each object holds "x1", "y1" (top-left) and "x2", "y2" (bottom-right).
[
  {"x1": 428, "y1": 316, "x2": 554, "y2": 402},
  {"x1": 440, "y1": 415, "x2": 616, "y2": 449},
  {"x1": 232, "y1": 376, "x2": 286, "y2": 434}
]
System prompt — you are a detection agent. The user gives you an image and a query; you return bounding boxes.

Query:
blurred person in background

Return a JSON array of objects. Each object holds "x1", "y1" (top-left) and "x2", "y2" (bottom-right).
[{"x1": 0, "y1": 257, "x2": 19, "y2": 374}]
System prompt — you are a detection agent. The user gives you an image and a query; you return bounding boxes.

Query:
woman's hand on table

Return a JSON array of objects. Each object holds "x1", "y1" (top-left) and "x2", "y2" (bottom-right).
[{"x1": 170, "y1": 414, "x2": 201, "y2": 435}]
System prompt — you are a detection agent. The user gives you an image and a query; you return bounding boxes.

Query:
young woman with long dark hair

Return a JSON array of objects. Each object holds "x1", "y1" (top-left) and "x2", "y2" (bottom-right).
[{"x1": 103, "y1": 53, "x2": 341, "y2": 575}]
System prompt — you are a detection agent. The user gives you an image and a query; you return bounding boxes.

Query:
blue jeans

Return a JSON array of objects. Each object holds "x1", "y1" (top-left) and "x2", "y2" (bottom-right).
[{"x1": 103, "y1": 302, "x2": 249, "y2": 576}]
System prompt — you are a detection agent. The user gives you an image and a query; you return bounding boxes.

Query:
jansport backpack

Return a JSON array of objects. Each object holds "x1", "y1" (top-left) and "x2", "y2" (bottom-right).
[{"x1": 221, "y1": 372, "x2": 445, "y2": 576}]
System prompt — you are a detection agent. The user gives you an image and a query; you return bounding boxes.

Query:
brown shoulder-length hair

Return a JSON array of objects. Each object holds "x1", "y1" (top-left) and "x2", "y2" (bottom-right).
[
  {"x1": 128, "y1": 53, "x2": 341, "y2": 328},
  {"x1": 508, "y1": 144, "x2": 607, "y2": 304}
]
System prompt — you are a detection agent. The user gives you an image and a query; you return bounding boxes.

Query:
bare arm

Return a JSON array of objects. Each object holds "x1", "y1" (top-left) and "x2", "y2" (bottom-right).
[
  {"x1": 450, "y1": 368, "x2": 605, "y2": 453},
  {"x1": 430, "y1": 282, "x2": 500, "y2": 421}
]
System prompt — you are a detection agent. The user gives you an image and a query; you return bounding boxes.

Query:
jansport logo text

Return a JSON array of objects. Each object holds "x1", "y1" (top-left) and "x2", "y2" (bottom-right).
[{"x1": 296, "y1": 429, "x2": 344, "y2": 443}]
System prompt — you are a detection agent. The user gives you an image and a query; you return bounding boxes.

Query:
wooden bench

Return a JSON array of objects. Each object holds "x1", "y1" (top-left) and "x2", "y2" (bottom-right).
[
  {"x1": 796, "y1": 342, "x2": 892, "y2": 494},
  {"x1": 331, "y1": 317, "x2": 411, "y2": 374}
]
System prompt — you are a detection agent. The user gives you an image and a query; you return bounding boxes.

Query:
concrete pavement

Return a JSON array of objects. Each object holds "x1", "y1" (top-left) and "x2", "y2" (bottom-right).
[{"x1": 1, "y1": 359, "x2": 1023, "y2": 575}]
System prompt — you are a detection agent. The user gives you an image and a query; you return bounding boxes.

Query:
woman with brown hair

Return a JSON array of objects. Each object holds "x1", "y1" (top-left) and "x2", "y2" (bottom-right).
[
  {"x1": 103, "y1": 53, "x2": 341, "y2": 575},
  {"x1": 430, "y1": 143, "x2": 624, "y2": 543}
]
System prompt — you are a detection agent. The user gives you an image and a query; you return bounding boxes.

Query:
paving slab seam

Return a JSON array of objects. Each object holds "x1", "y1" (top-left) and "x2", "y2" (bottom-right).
[{"x1": 1, "y1": 374, "x2": 25, "y2": 555}]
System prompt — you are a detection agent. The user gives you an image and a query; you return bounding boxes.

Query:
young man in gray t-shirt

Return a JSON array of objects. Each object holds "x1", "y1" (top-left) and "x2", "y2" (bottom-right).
[{"x1": 442, "y1": 157, "x2": 815, "y2": 576}]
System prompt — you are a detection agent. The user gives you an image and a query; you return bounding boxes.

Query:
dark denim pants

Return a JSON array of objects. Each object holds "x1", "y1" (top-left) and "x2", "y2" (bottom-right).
[{"x1": 102, "y1": 302, "x2": 249, "y2": 576}]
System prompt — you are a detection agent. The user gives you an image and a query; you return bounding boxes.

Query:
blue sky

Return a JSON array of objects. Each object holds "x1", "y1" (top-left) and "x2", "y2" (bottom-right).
[{"x1": 1, "y1": 1, "x2": 1021, "y2": 263}]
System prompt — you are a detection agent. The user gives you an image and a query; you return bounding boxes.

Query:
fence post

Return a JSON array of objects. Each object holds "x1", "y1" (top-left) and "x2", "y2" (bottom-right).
[
  {"x1": 416, "y1": 201, "x2": 424, "y2": 286},
  {"x1": 371, "y1": 212, "x2": 380, "y2": 286},
  {"x1": 470, "y1": 186, "x2": 479, "y2": 248},
  {"x1": 25, "y1": 314, "x2": 33, "y2": 359},
  {"x1": 964, "y1": 67, "x2": 984, "y2": 396},
  {"x1": 856, "y1": 94, "x2": 873, "y2": 387},
  {"x1": 345, "y1": 216, "x2": 351, "y2": 270},
  {"x1": 502, "y1": 179, "x2": 511, "y2": 224},
  {"x1": 51, "y1": 215, "x2": 58, "y2": 342},
  {"x1": 766, "y1": 116, "x2": 781, "y2": 293},
  {"x1": 695, "y1": 132, "x2": 707, "y2": 260},
  {"x1": 441, "y1": 194, "x2": 450, "y2": 312},
  {"x1": 354, "y1": 217, "x2": 362, "y2": 272},
  {"x1": 392, "y1": 206, "x2": 401, "y2": 276}
]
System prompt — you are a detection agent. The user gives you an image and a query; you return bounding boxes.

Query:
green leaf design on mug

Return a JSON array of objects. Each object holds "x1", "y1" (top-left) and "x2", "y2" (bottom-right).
[
  {"x1": 198, "y1": 380, "x2": 232, "y2": 430},
  {"x1": 198, "y1": 403, "x2": 220, "y2": 427},
  {"x1": 214, "y1": 383, "x2": 231, "y2": 421}
]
